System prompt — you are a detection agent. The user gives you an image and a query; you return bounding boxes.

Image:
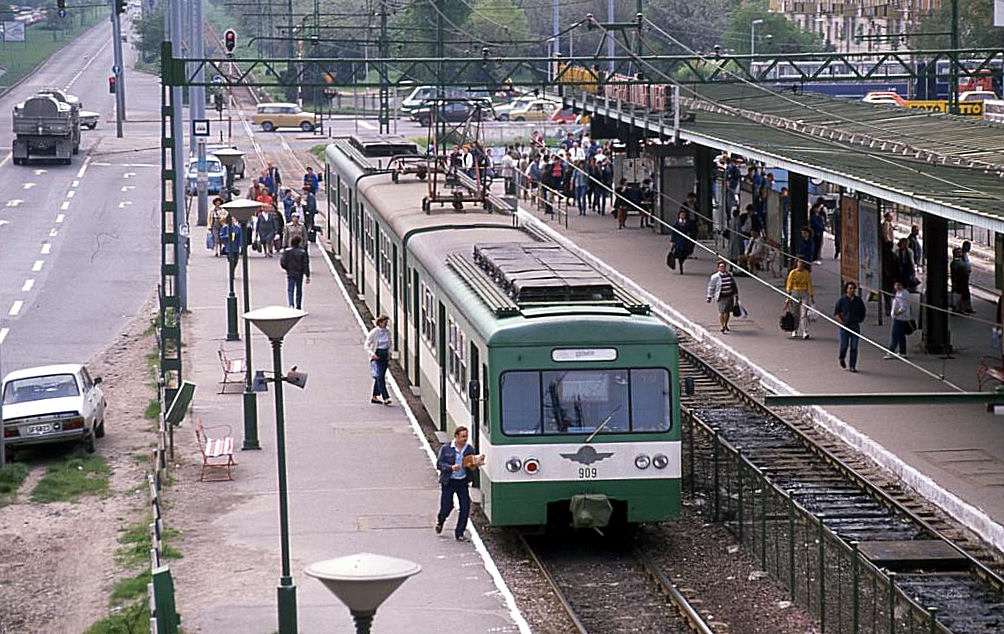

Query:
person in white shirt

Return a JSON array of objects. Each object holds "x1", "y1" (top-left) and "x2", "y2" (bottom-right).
[
  {"x1": 884, "y1": 282, "x2": 913, "y2": 359},
  {"x1": 364, "y1": 315, "x2": 393, "y2": 405}
]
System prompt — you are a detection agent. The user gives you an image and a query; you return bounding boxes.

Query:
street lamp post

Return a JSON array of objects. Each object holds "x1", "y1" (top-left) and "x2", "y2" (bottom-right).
[
  {"x1": 244, "y1": 305, "x2": 308, "y2": 634},
  {"x1": 215, "y1": 149, "x2": 245, "y2": 342},
  {"x1": 324, "y1": 87, "x2": 337, "y2": 139},
  {"x1": 223, "y1": 198, "x2": 263, "y2": 450},
  {"x1": 305, "y1": 553, "x2": 421, "y2": 633},
  {"x1": 750, "y1": 18, "x2": 764, "y2": 56}
]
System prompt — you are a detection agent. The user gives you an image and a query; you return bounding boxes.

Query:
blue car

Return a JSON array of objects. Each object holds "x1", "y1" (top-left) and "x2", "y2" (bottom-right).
[{"x1": 185, "y1": 156, "x2": 226, "y2": 196}]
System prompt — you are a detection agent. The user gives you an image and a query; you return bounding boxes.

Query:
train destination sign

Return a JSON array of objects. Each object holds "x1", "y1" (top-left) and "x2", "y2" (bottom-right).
[{"x1": 551, "y1": 348, "x2": 618, "y2": 362}]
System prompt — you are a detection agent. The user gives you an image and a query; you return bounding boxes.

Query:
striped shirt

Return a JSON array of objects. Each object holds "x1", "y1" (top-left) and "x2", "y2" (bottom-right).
[{"x1": 719, "y1": 273, "x2": 735, "y2": 296}]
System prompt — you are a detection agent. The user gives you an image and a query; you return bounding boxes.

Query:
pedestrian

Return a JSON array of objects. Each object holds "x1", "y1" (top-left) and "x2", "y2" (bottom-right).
[
  {"x1": 784, "y1": 259, "x2": 815, "y2": 339},
  {"x1": 885, "y1": 281, "x2": 913, "y2": 359},
  {"x1": 907, "y1": 225, "x2": 923, "y2": 269},
  {"x1": 572, "y1": 161, "x2": 588, "y2": 215},
  {"x1": 435, "y1": 425, "x2": 477, "y2": 542},
  {"x1": 501, "y1": 148, "x2": 517, "y2": 196},
  {"x1": 283, "y1": 212, "x2": 307, "y2": 249},
  {"x1": 779, "y1": 186, "x2": 790, "y2": 245},
  {"x1": 641, "y1": 178, "x2": 655, "y2": 229},
  {"x1": 256, "y1": 205, "x2": 280, "y2": 257},
  {"x1": 209, "y1": 197, "x2": 225, "y2": 257},
  {"x1": 833, "y1": 281, "x2": 866, "y2": 372},
  {"x1": 880, "y1": 211, "x2": 895, "y2": 253},
  {"x1": 364, "y1": 315, "x2": 393, "y2": 406},
  {"x1": 266, "y1": 161, "x2": 282, "y2": 195},
  {"x1": 614, "y1": 178, "x2": 629, "y2": 229},
  {"x1": 950, "y1": 248, "x2": 970, "y2": 312},
  {"x1": 961, "y1": 240, "x2": 974, "y2": 313},
  {"x1": 303, "y1": 166, "x2": 319, "y2": 194},
  {"x1": 279, "y1": 235, "x2": 310, "y2": 309},
  {"x1": 896, "y1": 238, "x2": 918, "y2": 291},
  {"x1": 301, "y1": 186, "x2": 317, "y2": 233},
  {"x1": 597, "y1": 157, "x2": 612, "y2": 215},
  {"x1": 831, "y1": 203, "x2": 842, "y2": 259},
  {"x1": 795, "y1": 227, "x2": 814, "y2": 268},
  {"x1": 810, "y1": 200, "x2": 827, "y2": 262},
  {"x1": 219, "y1": 213, "x2": 242, "y2": 277},
  {"x1": 281, "y1": 188, "x2": 296, "y2": 222},
  {"x1": 706, "y1": 260, "x2": 739, "y2": 333},
  {"x1": 670, "y1": 210, "x2": 696, "y2": 274}
]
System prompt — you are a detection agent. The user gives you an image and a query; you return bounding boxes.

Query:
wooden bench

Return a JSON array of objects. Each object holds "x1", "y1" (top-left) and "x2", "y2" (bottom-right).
[
  {"x1": 977, "y1": 356, "x2": 1004, "y2": 391},
  {"x1": 195, "y1": 418, "x2": 236, "y2": 482},
  {"x1": 218, "y1": 344, "x2": 246, "y2": 394}
]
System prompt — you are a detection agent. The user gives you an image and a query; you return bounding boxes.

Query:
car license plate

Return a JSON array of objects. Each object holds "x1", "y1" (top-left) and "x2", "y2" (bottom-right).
[{"x1": 27, "y1": 423, "x2": 52, "y2": 435}]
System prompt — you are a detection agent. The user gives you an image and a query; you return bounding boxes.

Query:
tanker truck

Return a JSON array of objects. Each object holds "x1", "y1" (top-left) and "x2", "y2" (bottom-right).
[{"x1": 12, "y1": 93, "x2": 80, "y2": 165}]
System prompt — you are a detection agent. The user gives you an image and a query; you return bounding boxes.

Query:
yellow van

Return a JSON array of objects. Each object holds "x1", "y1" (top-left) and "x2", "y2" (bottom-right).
[{"x1": 251, "y1": 102, "x2": 316, "y2": 132}]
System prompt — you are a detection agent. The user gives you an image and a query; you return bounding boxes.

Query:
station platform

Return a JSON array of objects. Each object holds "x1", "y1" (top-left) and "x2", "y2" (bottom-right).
[
  {"x1": 172, "y1": 234, "x2": 527, "y2": 632},
  {"x1": 518, "y1": 202, "x2": 1004, "y2": 552}
]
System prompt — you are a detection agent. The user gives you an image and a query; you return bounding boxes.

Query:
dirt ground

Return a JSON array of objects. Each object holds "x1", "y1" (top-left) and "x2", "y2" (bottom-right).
[{"x1": 0, "y1": 297, "x2": 160, "y2": 634}]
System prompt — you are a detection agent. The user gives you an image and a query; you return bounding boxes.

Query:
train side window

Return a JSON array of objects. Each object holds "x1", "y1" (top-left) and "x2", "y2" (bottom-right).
[
  {"x1": 500, "y1": 371, "x2": 540, "y2": 435},
  {"x1": 629, "y1": 369, "x2": 671, "y2": 432},
  {"x1": 420, "y1": 283, "x2": 436, "y2": 351}
]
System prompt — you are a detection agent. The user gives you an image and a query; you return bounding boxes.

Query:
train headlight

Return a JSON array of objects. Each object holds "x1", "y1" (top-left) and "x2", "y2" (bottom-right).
[
  {"x1": 505, "y1": 457, "x2": 522, "y2": 473},
  {"x1": 524, "y1": 458, "x2": 540, "y2": 475},
  {"x1": 652, "y1": 454, "x2": 669, "y2": 469},
  {"x1": 634, "y1": 454, "x2": 651, "y2": 469}
]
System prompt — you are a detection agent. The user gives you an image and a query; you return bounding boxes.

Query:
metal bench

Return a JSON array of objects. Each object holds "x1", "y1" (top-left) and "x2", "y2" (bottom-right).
[
  {"x1": 195, "y1": 418, "x2": 236, "y2": 482},
  {"x1": 218, "y1": 343, "x2": 246, "y2": 394}
]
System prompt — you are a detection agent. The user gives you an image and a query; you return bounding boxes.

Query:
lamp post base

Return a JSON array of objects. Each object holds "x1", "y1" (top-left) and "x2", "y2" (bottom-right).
[
  {"x1": 351, "y1": 610, "x2": 375, "y2": 634},
  {"x1": 226, "y1": 293, "x2": 240, "y2": 341},
  {"x1": 242, "y1": 390, "x2": 260, "y2": 450},
  {"x1": 277, "y1": 581, "x2": 298, "y2": 634}
]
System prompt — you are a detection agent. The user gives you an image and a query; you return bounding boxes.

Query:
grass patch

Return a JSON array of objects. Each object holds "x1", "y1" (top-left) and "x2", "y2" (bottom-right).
[
  {"x1": 110, "y1": 569, "x2": 151, "y2": 603},
  {"x1": 116, "y1": 521, "x2": 181, "y2": 569},
  {"x1": 143, "y1": 399, "x2": 160, "y2": 420},
  {"x1": 131, "y1": 453, "x2": 151, "y2": 464},
  {"x1": 0, "y1": 12, "x2": 104, "y2": 93},
  {"x1": 0, "y1": 462, "x2": 30, "y2": 507},
  {"x1": 309, "y1": 144, "x2": 326, "y2": 161},
  {"x1": 84, "y1": 601, "x2": 149, "y2": 634},
  {"x1": 31, "y1": 453, "x2": 110, "y2": 503}
]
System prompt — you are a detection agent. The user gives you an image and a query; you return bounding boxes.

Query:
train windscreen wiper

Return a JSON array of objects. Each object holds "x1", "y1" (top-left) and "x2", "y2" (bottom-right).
[{"x1": 585, "y1": 405, "x2": 622, "y2": 443}]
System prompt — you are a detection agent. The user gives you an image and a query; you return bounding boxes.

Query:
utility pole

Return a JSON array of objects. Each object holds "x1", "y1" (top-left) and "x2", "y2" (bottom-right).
[
  {"x1": 378, "y1": 0, "x2": 390, "y2": 133},
  {"x1": 192, "y1": 0, "x2": 208, "y2": 226},
  {"x1": 169, "y1": 0, "x2": 188, "y2": 309},
  {"x1": 949, "y1": 0, "x2": 959, "y2": 114},
  {"x1": 607, "y1": 0, "x2": 615, "y2": 73},
  {"x1": 552, "y1": 0, "x2": 559, "y2": 57},
  {"x1": 287, "y1": 0, "x2": 294, "y2": 59},
  {"x1": 110, "y1": 0, "x2": 126, "y2": 137},
  {"x1": 0, "y1": 315, "x2": 5, "y2": 471},
  {"x1": 436, "y1": 0, "x2": 444, "y2": 140}
]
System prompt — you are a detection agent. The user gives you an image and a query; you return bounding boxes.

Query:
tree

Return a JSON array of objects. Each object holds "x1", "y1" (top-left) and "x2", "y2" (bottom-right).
[
  {"x1": 721, "y1": 0, "x2": 822, "y2": 55},
  {"x1": 462, "y1": 0, "x2": 529, "y2": 48},
  {"x1": 132, "y1": 3, "x2": 163, "y2": 64},
  {"x1": 912, "y1": 0, "x2": 1004, "y2": 50}
]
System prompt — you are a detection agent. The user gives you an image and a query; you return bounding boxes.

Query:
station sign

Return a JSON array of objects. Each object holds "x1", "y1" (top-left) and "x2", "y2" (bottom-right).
[{"x1": 191, "y1": 119, "x2": 210, "y2": 137}]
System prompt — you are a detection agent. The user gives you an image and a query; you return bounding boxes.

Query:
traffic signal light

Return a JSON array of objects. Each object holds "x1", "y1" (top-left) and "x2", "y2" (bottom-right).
[
  {"x1": 224, "y1": 29, "x2": 236, "y2": 54},
  {"x1": 115, "y1": 0, "x2": 125, "y2": 14},
  {"x1": 57, "y1": 0, "x2": 65, "y2": 9},
  {"x1": 108, "y1": 76, "x2": 116, "y2": 94}
]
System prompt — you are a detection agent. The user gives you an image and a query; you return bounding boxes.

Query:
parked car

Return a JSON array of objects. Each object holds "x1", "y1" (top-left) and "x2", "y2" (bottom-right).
[
  {"x1": 78, "y1": 110, "x2": 100, "y2": 129},
  {"x1": 185, "y1": 155, "x2": 226, "y2": 195},
  {"x1": 506, "y1": 99, "x2": 561, "y2": 122},
  {"x1": 494, "y1": 95, "x2": 560, "y2": 121},
  {"x1": 2, "y1": 364, "x2": 107, "y2": 459},
  {"x1": 251, "y1": 102, "x2": 316, "y2": 132},
  {"x1": 862, "y1": 91, "x2": 907, "y2": 107},
  {"x1": 412, "y1": 101, "x2": 490, "y2": 127},
  {"x1": 960, "y1": 89, "x2": 998, "y2": 103},
  {"x1": 552, "y1": 108, "x2": 590, "y2": 124},
  {"x1": 399, "y1": 85, "x2": 437, "y2": 115},
  {"x1": 207, "y1": 144, "x2": 245, "y2": 179}
]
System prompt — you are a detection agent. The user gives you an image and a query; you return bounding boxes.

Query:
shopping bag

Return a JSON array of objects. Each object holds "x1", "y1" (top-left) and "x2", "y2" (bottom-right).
[
  {"x1": 731, "y1": 302, "x2": 742, "y2": 317},
  {"x1": 205, "y1": 231, "x2": 215, "y2": 250},
  {"x1": 738, "y1": 304, "x2": 749, "y2": 318},
  {"x1": 369, "y1": 359, "x2": 380, "y2": 378},
  {"x1": 779, "y1": 312, "x2": 796, "y2": 332},
  {"x1": 665, "y1": 248, "x2": 676, "y2": 269},
  {"x1": 806, "y1": 301, "x2": 818, "y2": 322}
]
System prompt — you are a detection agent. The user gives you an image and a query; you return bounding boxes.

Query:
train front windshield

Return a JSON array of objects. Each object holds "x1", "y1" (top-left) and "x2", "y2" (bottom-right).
[{"x1": 500, "y1": 369, "x2": 671, "y2": 435}]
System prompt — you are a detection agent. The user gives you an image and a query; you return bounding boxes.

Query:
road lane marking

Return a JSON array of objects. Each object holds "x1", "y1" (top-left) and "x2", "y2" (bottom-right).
[
  {"x1": 0, "y1": 220, "x2": 7, "y2": 228},
  {"x1": 9, "y1": 301, "x2": 23, "y2": 316},
  {"x1": 0, "y1": 328, "x2": 8, "y2": 344},
  {"x1": 66, "y1": 190, "x2": 75, "y2": 198},
  {"x1": 72, "y1": 179, "x2": 79, "y2": 187},
  {"x1": 6, "y1": 200, "x2": 23, "y2": 207},
  {"x1": 123, "y1": 172, "x2": 136, "y2": 178},
  {"x1": 66, "y1": 37, "x2": 110, "y2": 90},
  {"x1": 56, "y1": 214, "x2": 65, "y2": 223},
  {"x1": 0, "y1": 152, "x2": 10, "y2": 168},
  {"x1": 40, "y1": 243, "x2": 51, "y2": 255},
  {"x1": 33, "y1": 169, "x2": 47, "y2": 176},
  {"x1": 23, "y1": 183, "x2": 35, "y2": 190},
  {"x1": 49, "y1": 228, "x2": 57, "y2": 237},
  {"x1": 358, "y1": 119, "x2": 376, "y2": 130},
  {"x1": 118, "y1": 201, "x2": 133, "y2": 208},
  {"x1": 61, "y1": 201, "x2": 70, "y2": 210},
  {"x1": 121, "y1": 185, "x2": 136, "y2": 192},
  {"x1": 122, "y1": 163, "x2": 157, "y2": 167},
  {"x1": 32, "y1": 260, "x2": 43, "y2": 272},
  {"x1": 91, "y1": 162, "x2": 110, "y2": 166},
  {"x1": 22, "y1": 279, "x2": 34, "y2": 292},
  {"x1": 77, "y1": 156, "x2": 91, "y2": 178}
]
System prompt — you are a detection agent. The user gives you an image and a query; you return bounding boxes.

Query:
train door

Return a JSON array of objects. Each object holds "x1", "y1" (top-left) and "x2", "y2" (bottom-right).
[
  {"x1": 469, "y1": 344, "x2": 481, "y2": 487},
  {"x1": 412, "y1": 270, "x2": 420, "y2": 388},
  {"x1": 392, "y1": 244, "x2": 399, "y2": 351},
  {"x1": 438, "y1": 301, "x2": 447, "y2": 430},
  {"x1": 374, "y1": 224, "x2": 381, "y2": 317}
]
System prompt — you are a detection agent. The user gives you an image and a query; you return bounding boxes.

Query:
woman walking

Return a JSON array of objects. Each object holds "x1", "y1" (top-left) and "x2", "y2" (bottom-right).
[
  {"x1": 365, "y1": 315, "x2": 393, "y2": 405},
  {"x1": 884, "y1": 281, "x2": 913, "y2": 359},
  {"x1": 670, "y1": 210, "x2": 696, "y2": 274},
  {"x1": 707, "y1": 260, "x2": 739, "y2": 333},
  {"x1": 209, "y1": 197, "x2": 225, "y2": 257},
  {"x1": 785, "y1": 260, "x2": 815, "y2": 339}
]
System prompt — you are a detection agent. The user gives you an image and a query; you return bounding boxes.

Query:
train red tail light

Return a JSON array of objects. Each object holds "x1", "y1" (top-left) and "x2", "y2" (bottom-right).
[{"x1": 524, "y1": 458, "x2": 540, "y2": 475}]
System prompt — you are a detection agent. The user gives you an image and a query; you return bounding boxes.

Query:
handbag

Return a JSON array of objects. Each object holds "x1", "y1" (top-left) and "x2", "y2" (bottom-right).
[
  {"x1": 779, "y1": 312, "x2": 796, "y2": 332},
  {"x1": 665, "y1": 248, "x2": 676, "y2": 269},
  {"x1": 904, "y1": 319, "x2": 918, "y2": 335},
  {"x1": 731, "y1": 302, "x2": 742, "y2": 317},
  {"x1": 369, "y1": 359, "x2": 380, "y2": 379},
  {"x1": 205, "y1": 230, "x2": 215, "y2": 250}
]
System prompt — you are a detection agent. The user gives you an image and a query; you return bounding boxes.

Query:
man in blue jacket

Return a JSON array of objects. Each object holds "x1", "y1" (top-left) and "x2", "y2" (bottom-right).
[{"x1": 436, "y1": 426, "x2": 477, "y2": 542}]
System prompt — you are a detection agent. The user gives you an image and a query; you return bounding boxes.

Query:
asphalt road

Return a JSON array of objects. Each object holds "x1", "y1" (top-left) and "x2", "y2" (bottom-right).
[{"x1": 0, "y1": 14, "x2": 161, "y2": 372}]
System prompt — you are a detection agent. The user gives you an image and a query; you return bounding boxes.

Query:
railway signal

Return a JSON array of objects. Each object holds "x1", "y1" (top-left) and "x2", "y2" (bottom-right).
[
  {"x1": 108, "y1": 76, "x2": 116, "y2": 94},
  {"x1": 224, "y1": 29, "x2": 236, "y2": 54},
  {"x1": 115, "y1": 0, "x2": 125, "y2": 13}
]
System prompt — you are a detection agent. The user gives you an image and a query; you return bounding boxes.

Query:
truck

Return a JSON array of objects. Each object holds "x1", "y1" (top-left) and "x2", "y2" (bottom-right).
[{"x1": 12, "y1": 93, "x2": 80, "y2": 165}]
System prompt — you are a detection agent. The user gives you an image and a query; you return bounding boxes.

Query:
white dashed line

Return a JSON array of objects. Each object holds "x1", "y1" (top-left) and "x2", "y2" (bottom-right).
[
  {"x1": 32, "y1": 169, "x2": 47, "y2": 176},
  {"x1": 77, "y1": 157, "x2": 91, "y2": 178},
  {"x1": 66, "y1": 190, "x2": 75, "y2": 198},
  {"x1": 0, "y1": 153, "x2": 10, "y2": 168},
  {"x1": 118, "y1": 201, "x2": 133, "y2": 208},
  {"x1": 121, "y1": 185, "x2": 135, "y2": 192},
  {"x1": 0, "y1": 328, "x2": 8, "y2": 344},
  {"x1": 72, "y1": 180, "x2": 79, "y2": 187},
  {"x1": 55, "y1": 214, "x2": 65, "y2": 223},
  {"x1": 49, "y1": 228, "x2": 57, "y2": 237},
  {"x1": 9, "y1": 301, "x2": 23, "y2": 316},
  {"x1": 23, "y1": 182, "x2": 35, "y2": 190},
  {"x1": 123, "y1": 172, "x2": 136, "y2": 179},
  {"x1": 22, "y1": 279, "x2": 34, "y2": 292},
  {"x1": 61, "y1": 201, "x2": 70, "y2": 211},
  {"x1": 32, "y1": 260, "x2": 43, "y2": 272},
  {"x1": 40, "y1": 243, "x2": 51, "y2": 255}
]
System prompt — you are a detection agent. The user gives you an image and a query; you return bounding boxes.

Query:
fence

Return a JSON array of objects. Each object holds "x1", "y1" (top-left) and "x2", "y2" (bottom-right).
[
  {"x1": 683, "y1": 412, "x2": 951, "y2": 634},
  {"x1": 148, "y1": 382, "x2": 180, "y2": 634}
]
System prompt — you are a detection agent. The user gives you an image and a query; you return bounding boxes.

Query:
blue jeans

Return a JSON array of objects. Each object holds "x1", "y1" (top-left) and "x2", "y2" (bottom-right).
[
  {"x1": 889, "y1": 319, "x2": 908, "y2": 354},
  {"x1": 438, "y1": 478, "x2": 471, "y2": 538},
  {"x1": 575, "y1": 185, "x2": 587, "y2": 214},
  {"x1": 286, "y1": 274, "x2": 303, "y2": 309},
  {"x1": 838, "y1": 322, "x2": 861, "y2": 368},
  {"x1": 372, "y1": 348, "x2": 389, "y2": 399}
]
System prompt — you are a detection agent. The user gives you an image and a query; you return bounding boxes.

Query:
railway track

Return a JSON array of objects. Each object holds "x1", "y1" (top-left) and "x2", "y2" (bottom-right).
[
  {"x1": 520, "y1": 533, "x2": 713, "y2": 634},
  {"x1": 677, "y1": 340, "x2": 1004, "y2": 633}
]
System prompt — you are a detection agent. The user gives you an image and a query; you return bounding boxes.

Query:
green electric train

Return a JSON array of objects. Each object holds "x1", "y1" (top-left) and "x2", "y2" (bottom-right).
[{"x1": 324, "y1": 137, "x2": 681, "y2": 528}]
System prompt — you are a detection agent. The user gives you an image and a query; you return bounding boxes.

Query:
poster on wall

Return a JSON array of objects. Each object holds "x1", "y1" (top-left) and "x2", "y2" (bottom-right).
[
  {"x1": 840, "y1": 195, "x2": 859, "y2": 285},
  {"x1": 857, "y1": 198, "x2": 880, "y2": 296}
]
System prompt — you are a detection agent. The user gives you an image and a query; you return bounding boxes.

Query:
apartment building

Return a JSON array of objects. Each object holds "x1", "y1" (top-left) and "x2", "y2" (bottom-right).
[{"x1": 768, "y1": 0, "x2": 941, "y2": 51}]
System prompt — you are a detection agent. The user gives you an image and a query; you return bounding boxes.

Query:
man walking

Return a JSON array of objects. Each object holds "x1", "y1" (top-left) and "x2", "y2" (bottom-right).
[
  {"x1": 435, "y1": 426, "x2": 477, "y2": 542},
  {"x1": 707, "y1": 260, "x2": 739, "y2": 333},
  {"x1": 303, "y1": 166, "x2": 319, "y2": 194},
  {"x1": 266, "y1": 161, "x2": 282, "y2": 195},
  {"x1": 279, "y1": 235, "x2": 310, "y2": 309},
  {"x1": 834, "y1": 282, "x2": 866, "y2": 372}
]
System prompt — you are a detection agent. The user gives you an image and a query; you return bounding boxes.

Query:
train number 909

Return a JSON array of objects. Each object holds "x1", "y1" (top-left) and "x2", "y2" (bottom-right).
[{"x1": 578, "y1": 467, "x2": 597, "y2": 479}]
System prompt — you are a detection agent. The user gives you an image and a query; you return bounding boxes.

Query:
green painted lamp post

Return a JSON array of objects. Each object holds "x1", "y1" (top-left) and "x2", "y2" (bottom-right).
[
  {"x1": 223, "y1": 197, "x2": 262, "y2": 450},
  {"x1": 244, "y1": 305, "x2": 307, "y2": 634},
  {"x1": 215, "y1": 149, "x2": 245, "y2": 341}
]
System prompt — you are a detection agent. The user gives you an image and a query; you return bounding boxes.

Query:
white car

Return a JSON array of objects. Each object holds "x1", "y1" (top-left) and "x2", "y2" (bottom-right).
[
  {"x1": 79, "y1": 110, "x2": 100, "y2": 130},
  {"x1": 1, "y1": 364, "x2": 106, "y2": 459}
]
